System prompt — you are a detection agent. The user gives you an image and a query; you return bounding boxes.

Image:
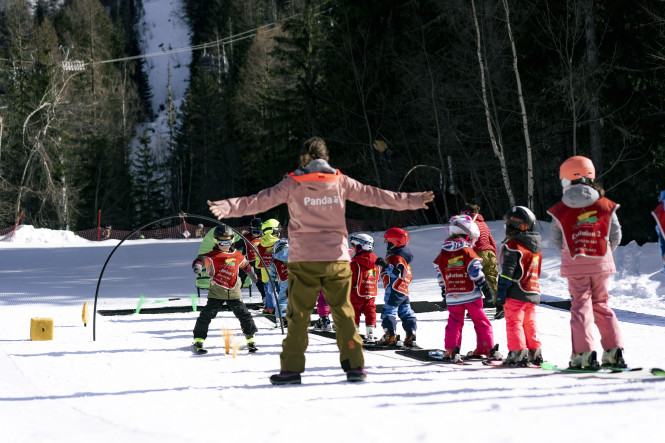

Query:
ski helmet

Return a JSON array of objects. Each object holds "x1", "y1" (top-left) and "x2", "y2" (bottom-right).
[
  {"x1": 559, "y1": 156, "x2": 595, "y2": 187},
  {"x1": 384, "y1": 227, "x2": 409, "y2": 249},
  {"x1": 213, "y1": 224, "x2": 235, "y2": 248},
  {"x1": 460, "y1": 202, "x2": 480, "y2": 216},
  {"x1": 447, "y1": 215, "x2": 480, "y2": 243},
  {"x1": 273, "y1": 238, "x2": 289, "y2": 255},
  {"x1": 250, "y1": 218, "x2": 263, "y2": 237},
  {"x1": 504, "y1": 206, "x2": 536, "y2": 232},
  {"x1": 261, "y1": 219, "x2": 281, "y2": 237},
  {"x1": 349, "y1": 233, "x2": 374, "y2": 253}
]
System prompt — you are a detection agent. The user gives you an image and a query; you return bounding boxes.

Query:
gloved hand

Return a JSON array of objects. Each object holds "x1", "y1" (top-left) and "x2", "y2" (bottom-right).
[
  {"x1": 440, "y1": 286, "x2": 446, "y2": 299},
  {"x1": 248, "y1": 268, "x2": 258, "y2": 284},
  {"x1": 375, "y1": 257, "x2": 388, "y2": 268},
  {"x1": 479, "y1": 280, "x2": 495, "y2": 302},
  {"x1": 495, "y1": 290, "x2": 506, "y2": 306},
  {"x1": 193, "y1": 261, "x2": 203, "y2": 274}
]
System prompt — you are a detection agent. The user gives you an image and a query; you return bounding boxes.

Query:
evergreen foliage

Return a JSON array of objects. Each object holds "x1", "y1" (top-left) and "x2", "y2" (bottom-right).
[{"x1": 0, "y1": 0, "x2": 664, "y2": 243}]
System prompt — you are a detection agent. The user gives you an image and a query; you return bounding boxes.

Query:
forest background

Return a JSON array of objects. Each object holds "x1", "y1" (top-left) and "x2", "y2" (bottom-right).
[{"x1": 1, "y1": 0, "x2": 664, "y2": 244}]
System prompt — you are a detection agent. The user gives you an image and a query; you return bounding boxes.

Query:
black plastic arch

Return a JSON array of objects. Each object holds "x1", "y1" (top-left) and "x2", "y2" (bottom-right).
[{"x1": 92, "y1": 213, "x2": 283, "y2": 340}]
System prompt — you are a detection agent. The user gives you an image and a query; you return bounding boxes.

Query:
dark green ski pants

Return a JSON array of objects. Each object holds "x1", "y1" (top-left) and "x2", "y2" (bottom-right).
[{"x1": 281, "y1": 261, "x2": 365, "y2": 373}]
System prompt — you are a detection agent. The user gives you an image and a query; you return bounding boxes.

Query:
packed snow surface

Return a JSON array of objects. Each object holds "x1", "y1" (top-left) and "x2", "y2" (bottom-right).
[{"x1": 1, "y1": 221, "x2": 664, "y2": 442}]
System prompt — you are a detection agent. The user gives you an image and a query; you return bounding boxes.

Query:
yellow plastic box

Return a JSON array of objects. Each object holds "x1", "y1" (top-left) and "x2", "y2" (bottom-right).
[{"x1": 30, "y1": 318, "x2": 53, "y2": 341}]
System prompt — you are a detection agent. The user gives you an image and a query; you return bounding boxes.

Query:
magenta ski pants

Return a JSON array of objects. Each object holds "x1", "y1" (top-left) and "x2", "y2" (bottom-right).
[
  {"x1": 568, "y1": 274, "x2": 623, "y2": 354},
  {"x1": 317, "y1": 290, "x2": 330, "y2": 317},
  {"x1": 444, "y1": 297, "x2": 494, "y2": 353}
]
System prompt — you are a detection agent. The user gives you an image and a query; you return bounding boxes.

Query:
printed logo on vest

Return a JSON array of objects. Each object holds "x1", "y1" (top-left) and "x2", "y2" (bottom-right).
[
  {"x1": 447, "y1": 255, "x2": 464, "y2": 268},
  {"x1": 577, "y1": 210, "x2": 598, "y2": 225}
]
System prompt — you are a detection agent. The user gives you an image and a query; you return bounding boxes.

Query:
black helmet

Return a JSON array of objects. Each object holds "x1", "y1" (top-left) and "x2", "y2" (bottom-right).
[
  {"x1": 250, "y1": 218, "x2": 263, "y2": 237},
  {"x1": 213, "y1": 224, "x2": 234, "y2": 248},
  {"x1": 504, "y1": 206, "x2": 536, "y2": 232}
]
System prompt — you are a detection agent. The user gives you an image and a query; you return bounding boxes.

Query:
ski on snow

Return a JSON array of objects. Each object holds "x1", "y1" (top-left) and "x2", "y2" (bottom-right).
[{"x1": 540, "y1": 362, "x2": 665, "y2": 379}]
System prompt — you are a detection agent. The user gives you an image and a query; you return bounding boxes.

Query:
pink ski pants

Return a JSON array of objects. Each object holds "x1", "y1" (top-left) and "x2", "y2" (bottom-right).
[
  {"x1": 567, "y1": 274, "x2": 623, "y2": 354},
  {"x1": 445, "y1": 297, "x2": 494, "y2": 353}
]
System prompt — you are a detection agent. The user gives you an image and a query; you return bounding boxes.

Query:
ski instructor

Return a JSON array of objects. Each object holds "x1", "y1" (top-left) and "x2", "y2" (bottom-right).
[{"x1": 207, "y1": 136, "x2": 434, "y2": 385}]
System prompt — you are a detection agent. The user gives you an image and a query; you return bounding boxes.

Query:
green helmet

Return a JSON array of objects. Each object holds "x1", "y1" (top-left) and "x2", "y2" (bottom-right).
[{"x1": 261, "y1": 219, "x2": 281, "y2": 237}]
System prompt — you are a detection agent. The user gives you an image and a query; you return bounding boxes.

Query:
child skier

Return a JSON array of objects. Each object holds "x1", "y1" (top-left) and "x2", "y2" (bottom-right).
[
  {"x1": 496, "y1": 206, "x2": 543, "y2": 366},
  {"x1": 651, "y1": 190, "x2": 665, "y2": 275},
  {"x1": 460, "y1": 203, "x2": 501, "y2": 318},
  {"x1": 191, "y1": 224, "x2": 259, "y2": 353},
  {"x1": 269, "y1": 238, "x2": 289, "y2": 323},
  {"x1": 240, "y1": 217, "x2": 267, "y2": 302},
  {"x1": 349, "y1": 233, "x2": 381, "y2": 343},
  {"x1": 312, "y1": 290, "x2": 333, "y2": 331},
  {"x1": 547, "y1": 155, "x2": 625, "y2": 369},
  {"x1": 256, "y1": 219, "x2": 281, "y2": 316},
  {"x1": 376, "y1": 227, "x2": 418, "y2": 347},
  {"x1": 433, "y1": 215, "x2": 499, "y2": 361}
]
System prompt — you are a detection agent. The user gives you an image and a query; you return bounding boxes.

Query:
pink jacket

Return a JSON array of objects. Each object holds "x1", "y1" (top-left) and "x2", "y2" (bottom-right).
[{"x1": 209, "y1": 164, "x2": 423, "y2": 263}]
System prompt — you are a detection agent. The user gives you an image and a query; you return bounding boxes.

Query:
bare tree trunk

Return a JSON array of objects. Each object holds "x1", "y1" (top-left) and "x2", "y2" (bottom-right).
[
  {"x1": 502, "y1": 0, "x2": 534, "y2": 209},
  {"x1": 420, "y1": 23, "x2": 449, "y2": 221},
  {"x1": 15, "y1": 71, "x2": 80, "y2": 219},
  {"x1": 471, "y1": 0, "x2": 516, "y2": 207},
  {"x1": 584, "y1": 0, "x2": 603, "y2": 181}
]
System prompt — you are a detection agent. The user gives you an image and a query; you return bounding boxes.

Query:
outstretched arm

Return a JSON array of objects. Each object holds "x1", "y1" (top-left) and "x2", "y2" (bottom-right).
[
  {"x1": 207, "y1": 178, "x2": 290, "y2": 220},
  {"x1": 421, "y1": 191, "x2": 434, "y2": 209}
]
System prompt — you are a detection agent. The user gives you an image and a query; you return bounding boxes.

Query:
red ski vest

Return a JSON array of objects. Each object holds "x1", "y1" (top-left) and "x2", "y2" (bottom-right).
[
  {"x1": 255, "y1": 243, "x2": 274, "y2": 269},
  {"x1": 272, "y1": 259, "x2": 288, "y2": 283},
  {"x1": 352, "y1": 262, "x2": 380, "y2": 298},
  {"x1": 243, "y1": 233, "x2": 261, "y2": 261},
  {"x1": 504, "y1": 239, "x2": 542, "y2": 294},
  {"x1": 548, "y1": 197, "x2": 617, "y2": 258},
  {"x1": 382, "y1": 254, "x2": 412, "y2": 295},
  {"x1": 433, "y1": 247, "x2": 479, "y2": 295},
  {"x1": 205, "y1": 249, "x2": 246, "y2": 290},
  {"x1": 652, "y1": 202, "x2": 665, "y2": 237}
]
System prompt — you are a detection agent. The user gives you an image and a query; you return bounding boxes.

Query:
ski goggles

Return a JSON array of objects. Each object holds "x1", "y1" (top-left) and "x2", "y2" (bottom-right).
[
  {"x1": 214, "y1": 237, "x2": 234, "y2": 248},
  {"x1": 263, "y1": 227, "x2": 281, "y2": 237},
  {"x1": 351, "y1": 238, "x2": 373, "y2": 251},
  {"x1": 561, "y1": 177, "x2": 593, "y2": 188}
]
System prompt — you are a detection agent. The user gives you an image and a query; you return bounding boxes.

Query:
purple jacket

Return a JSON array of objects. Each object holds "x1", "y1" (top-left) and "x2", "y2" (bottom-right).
[{"x1": 209, "y1": 160, "x2": 423, "y2": 263}]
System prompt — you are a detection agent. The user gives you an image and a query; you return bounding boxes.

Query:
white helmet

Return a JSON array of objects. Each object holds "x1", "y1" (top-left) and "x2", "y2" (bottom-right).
[
  {"x1": 349, "y1": 233, "x2": 374, "y2": 252},
  {"x1": 447, "y1": 215, "x2": 480, "y2": 243}
]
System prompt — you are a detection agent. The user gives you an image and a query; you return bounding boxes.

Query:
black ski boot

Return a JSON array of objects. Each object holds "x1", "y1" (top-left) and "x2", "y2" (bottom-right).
[{"x1": 269, "y1": 371, "x2": 301, "y2": 385}]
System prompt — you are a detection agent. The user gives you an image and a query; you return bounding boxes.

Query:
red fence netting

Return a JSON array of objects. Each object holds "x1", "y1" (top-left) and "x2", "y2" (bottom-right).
[{"x1": 2, "y1": 218, "x2": 384, "y2": 242}]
